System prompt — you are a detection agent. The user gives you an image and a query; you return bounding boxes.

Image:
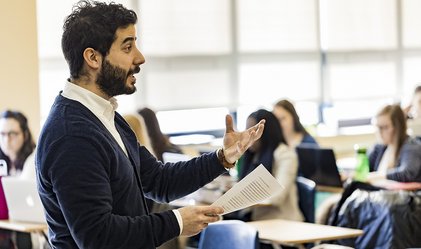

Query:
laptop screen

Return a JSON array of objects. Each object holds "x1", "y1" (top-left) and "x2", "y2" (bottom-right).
[
  {"x1": 1, "y1": 177, "x2": 46, "y2": 223},
  {"x1": 296, "y1": 146, "x2": 343, "y2": 187}
]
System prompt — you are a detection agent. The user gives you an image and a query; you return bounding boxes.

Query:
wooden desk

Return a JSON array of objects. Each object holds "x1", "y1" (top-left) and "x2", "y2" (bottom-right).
[
  {"x1": 0, "y1": 219, "x2": 49, "y2": 248},
  {"x1": 316, "y1": 185, "x2": 344, "y2": 193},
  {"x1": 247, "y1": 219, "x2": 363, "y2": 245},
  {"x1": 0, "y1": 219, "x2": 48, "y2": 233}
]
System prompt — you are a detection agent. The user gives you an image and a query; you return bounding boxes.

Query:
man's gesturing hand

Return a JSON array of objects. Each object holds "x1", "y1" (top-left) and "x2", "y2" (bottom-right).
[{"x1": 222, "y1": 114, "x2": 265, "y2": 166}]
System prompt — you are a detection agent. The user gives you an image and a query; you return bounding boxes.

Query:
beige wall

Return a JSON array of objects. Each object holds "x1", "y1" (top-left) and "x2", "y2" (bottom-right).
[{"x1": 0, "y1": 0, "x2": 40, "y2": 138}]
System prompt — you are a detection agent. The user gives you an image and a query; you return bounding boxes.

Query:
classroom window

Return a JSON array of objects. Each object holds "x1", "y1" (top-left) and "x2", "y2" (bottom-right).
[{"x1": 37, "y1": 0, "x2": 421, "y2": 135}]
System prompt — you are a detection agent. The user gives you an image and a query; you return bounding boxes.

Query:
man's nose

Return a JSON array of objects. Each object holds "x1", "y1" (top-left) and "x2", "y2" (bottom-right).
[{"x1": 134, "y1": 48, "x2": 145, "y2": 66}]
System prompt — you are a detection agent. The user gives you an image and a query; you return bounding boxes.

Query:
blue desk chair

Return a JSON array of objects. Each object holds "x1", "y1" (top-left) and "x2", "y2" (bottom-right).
[
  {"x1": 198, "y1": 220, "x2": 260, "y2": 249},
  {"x1": 296, "y1": 176, "x2": 316, "y2": 223}
]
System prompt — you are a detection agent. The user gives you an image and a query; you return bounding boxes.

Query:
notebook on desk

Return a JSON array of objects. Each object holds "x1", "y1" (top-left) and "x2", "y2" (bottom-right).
[
  {"x1": 1, "y1": 177, "x2": 46, "y2": 223},
  {"x1": 296, "y1": 146, "x2": 343, "y2": 188}
]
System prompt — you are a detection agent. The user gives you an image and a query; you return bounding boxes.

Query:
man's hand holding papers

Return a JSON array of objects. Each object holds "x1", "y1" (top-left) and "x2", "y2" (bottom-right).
[{"x1": 211, "y1": 164, "x2": 284, "y2": 215}]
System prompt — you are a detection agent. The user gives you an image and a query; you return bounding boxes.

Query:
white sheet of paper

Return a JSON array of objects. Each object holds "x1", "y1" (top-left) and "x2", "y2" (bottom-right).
[{"x1": 211, "y1": 164, "x2": 284, "y2": 215}]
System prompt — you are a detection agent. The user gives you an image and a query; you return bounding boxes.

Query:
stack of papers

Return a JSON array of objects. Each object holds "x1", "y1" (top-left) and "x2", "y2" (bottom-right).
[{"x1": 211, "y1": 164, "x2": 284, "y2": 215}]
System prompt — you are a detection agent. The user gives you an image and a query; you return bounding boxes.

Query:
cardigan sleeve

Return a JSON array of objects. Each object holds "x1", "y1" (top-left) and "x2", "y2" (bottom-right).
[
  {"x1": 39, "y1": 135, "x2": 179, "y2": 249},
  {"x1": 138, "y1": 146, "x2": 227, "y2": 203}
]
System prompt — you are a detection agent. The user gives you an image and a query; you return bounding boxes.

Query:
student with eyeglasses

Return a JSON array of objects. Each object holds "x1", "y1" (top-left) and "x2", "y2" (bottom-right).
[
  {"x1": 0, "y1": 110, "x2": 36, "y2": 249},
  {"x1": 328, "y1": 104, "x2": 421, "y2": 227},
  {"x1": 0, "y1": 110, "x2": 35, "y2": 176}
]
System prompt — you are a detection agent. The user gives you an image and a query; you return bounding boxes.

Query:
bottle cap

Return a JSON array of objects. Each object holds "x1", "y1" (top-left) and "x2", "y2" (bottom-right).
[{"x1": 354, "y1": 144, "x2": 367, "y2": 154}]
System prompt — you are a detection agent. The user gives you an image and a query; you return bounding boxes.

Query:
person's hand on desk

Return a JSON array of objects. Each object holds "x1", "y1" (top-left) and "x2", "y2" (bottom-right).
[
  {"x1": 339, "y1": 171, "x2": 352, "y2": 182},
  {"x1": 366, "y1": 171, "x2": 386, "y2": 184},
  {"x1": 220, "y1": 115, "x2": 265, "y2": 168},
  {"x1": 341, "y1": 171, "x2": 385, "y2": 185},
  {"x1": 178, "y1": 205, "x2": 223, "y2": 236}
]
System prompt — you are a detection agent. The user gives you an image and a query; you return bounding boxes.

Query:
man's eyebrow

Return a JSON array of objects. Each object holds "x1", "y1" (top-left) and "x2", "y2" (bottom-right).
[{"x1": 122, "y1": 37, "x2": 136, "y2": 44}]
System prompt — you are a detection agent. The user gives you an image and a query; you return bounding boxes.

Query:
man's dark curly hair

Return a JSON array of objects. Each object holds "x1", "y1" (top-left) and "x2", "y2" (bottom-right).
[{"x1": 62, "y1": 0, "x2": 137, "y2": 79}]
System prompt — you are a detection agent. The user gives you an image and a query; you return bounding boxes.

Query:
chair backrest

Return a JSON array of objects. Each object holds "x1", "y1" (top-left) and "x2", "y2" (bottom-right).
[
  {"x1": 198, "y1": 220, "x2": 260, "y2": 249},
  {"x1": 296, "y1": 176, "x2": 316, "y2": 223}
]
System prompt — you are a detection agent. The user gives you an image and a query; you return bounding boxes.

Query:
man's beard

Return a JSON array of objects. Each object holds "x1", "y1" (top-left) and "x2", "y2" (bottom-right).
[{"x1": 96, "y1": 59, "x2": 138, "y2": 97}]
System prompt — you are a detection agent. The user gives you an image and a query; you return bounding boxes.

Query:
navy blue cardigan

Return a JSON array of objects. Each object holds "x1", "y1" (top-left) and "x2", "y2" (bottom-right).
[{"x1": 36, "y1": 95, "x2": 226, "y2": 249}]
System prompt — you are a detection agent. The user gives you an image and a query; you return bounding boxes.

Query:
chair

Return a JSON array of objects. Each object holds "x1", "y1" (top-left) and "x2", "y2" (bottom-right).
[
  {"x1": 198, "y1": 220, "x2": 260, "y2": 249},
  {"x1": 296, "y1": 176, "x2": 316, "y2": 223}
]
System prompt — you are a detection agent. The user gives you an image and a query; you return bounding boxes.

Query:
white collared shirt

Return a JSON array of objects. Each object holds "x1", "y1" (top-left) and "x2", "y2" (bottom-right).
[{"x1": 61, "y1": 81, "x2": 128, "y2": 156}]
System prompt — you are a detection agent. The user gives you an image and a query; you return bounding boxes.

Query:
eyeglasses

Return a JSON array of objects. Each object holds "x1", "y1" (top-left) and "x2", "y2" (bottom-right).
[
  {"x1": 0, "y1": 131, "x2": 22, "y2": 139},
  {"x1": 376, "y1": 124, "x2": 392, "y2": 132}
]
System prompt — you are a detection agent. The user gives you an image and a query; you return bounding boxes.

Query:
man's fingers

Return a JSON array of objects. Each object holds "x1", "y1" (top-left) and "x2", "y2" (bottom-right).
[
  {"x1": 204, "y1": 206, "x2": 224, "y2": 215},
  {"x1": 179, "y1": 206, "x2": 224, "y2": 236},
  {"x1": 222, "y1": 118, "x2": 265, "y2": 163},
  {"x1": 202, "y1": 214, "x2": 222, "y2": 223},
  {"x1": 253, "y1": 120, "x2": 265, "y2": 136},
  {"x1": 225, "y1": 115, "x2": 235, "y2": 133},
  {"x1": 249, "y1": 121, "x2": 265, "y2": 142},
  {"x1": 235, "y1": 121, "x2": 265, "y2": 154},
  {"x1": 197, "y1": 207, "x2": 223, "y2": 226},
  {"x1": 196, "y1": 206, "x2": 224, "y2": 218}
]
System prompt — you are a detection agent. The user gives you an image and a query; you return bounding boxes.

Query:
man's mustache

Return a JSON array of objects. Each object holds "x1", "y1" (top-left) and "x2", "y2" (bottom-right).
[{"x1": 128, "y1": 66, "x2": 140, "y2": 76}]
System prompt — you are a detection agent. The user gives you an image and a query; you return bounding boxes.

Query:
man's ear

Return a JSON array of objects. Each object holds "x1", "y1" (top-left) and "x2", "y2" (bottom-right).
[{"x1": 83, "y1": 48, "x2": 101, "y2": 70}]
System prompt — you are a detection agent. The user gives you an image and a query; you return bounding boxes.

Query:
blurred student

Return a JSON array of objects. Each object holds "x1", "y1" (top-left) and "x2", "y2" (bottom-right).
[
  {"x1": 366, "y1": 104, "x2": 421, "y2": 183},
  {"x1": 328, "y1": 104, "x2": 421, "y2": 225},
  {"x1": 272, "y1": 99, "x2": 318, "y2": 148},
  {"x1": 0, "y1": 110, "x2": 36, "y2": 249},
  {"x1": 0, "y1": 110, "x2": 35, "y2": 176},
  {"x1": 139, "y1": 107, "x2": 183, "y2": 162},
  {"x1": 404, "y1": 85, "x2": 421, "y2": 136},
  {"x1": 238, "y1": 109, "x2": 304, "y2": 222},
  {"x1": 404, "y1": 85, "x2": 421, "y2": 119},
  {"x1": 123, "y1": 113, "x2": 155, "y2": 156}
]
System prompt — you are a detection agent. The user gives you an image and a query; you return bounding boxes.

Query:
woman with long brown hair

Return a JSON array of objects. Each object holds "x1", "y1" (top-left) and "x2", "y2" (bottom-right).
[
  {"x1": 138, "y1": 107, "x2": 183, "y2": 162},
  {"x1": 367, "y1": 104, "x2": 421, "y2": 182},
  {"x1": 273, "y1": 99, "x2": 318, "y2": 148}
]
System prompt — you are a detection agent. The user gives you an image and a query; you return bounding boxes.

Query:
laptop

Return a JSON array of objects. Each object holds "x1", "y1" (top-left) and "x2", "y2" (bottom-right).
[
  {"x1": 296, "y1": 146, "x2": 343, "y2": 187},
  {"x1": 1, "y1": 177, "x2": 46, "y2": 223}
]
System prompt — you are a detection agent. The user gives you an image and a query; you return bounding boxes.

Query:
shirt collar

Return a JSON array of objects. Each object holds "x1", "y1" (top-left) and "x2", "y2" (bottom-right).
[{"x1": 61, "y1": 81, "x2": 118, "y2": 121}]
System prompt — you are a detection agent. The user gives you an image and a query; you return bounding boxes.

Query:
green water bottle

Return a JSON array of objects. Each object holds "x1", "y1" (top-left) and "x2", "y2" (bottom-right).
[{"x1": 354, "y1": 145, "x2": 369, "y2": 182}]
